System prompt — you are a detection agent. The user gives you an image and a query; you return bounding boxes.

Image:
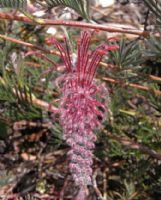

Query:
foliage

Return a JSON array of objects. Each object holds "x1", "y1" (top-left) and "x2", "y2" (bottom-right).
[
  {"x1": 144, "y1": 28, "x2": 161, "y2": 60},
  {"x1": 143, "y1": 0, "x2": 161, "y2": 24},
  {"x1": 110, "y1": 38, "x2": 142, "y2": 69},
  {"x1": 0, "y1": 44, "x2": 43, "y2": 121},
  {"x1": 0, "y1": 0, "x2": 90, "y2": 20},
  {"x1": 0, "y1": 1, "x2": 161, "y2": 199},
  {"x1": 36, "y1": 0, "x2": 90, "y2": 20},
  {"x1": 0, "y1": 0, "x2": 27, "y2": 9}
]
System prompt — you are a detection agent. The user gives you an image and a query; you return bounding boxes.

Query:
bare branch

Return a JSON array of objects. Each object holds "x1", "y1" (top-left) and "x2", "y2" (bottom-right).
[
  {"x1": 0, "y1": 34, "x2": 60, "y2": 56},
  {"x1": 105, "y1": 131, "x2": 161, "y2": 160},
  {"x1": 100, "y1": 76, "x2": 161, "y2": 96},
  {"x1": 0, "y1": 12, "x2": 149, "y2": 37}
]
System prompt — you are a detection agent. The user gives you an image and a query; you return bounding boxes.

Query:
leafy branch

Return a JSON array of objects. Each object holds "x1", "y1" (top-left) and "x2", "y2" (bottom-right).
[
  {"x1": 105, "y1": 131, "x2": 161, "y2": 160},
  {"x1": 0, "y1": 0, "x2": 90, "y2": 22},
  {"x1": 143, "y1": 0, "x2": 161, "y2": 24}
]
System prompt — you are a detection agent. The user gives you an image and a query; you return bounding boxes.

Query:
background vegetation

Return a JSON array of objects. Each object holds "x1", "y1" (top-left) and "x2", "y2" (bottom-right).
[{"x1": 0, "y1": 0, "x2": 161, "y2": 199}]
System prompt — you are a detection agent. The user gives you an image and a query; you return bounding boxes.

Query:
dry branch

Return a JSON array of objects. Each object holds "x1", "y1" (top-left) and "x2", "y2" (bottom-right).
[
  {"x1": 0, "y1": 12, "x2": 150, "y2": 37},
  {"x1": 0, "y1": 34, "x2": 60, "y2": 56},
  {"x1": 105, "y1": 131, "x2": 161, "y2": 160},
  {"x1": 0, "y1": 77, "x2": 57, "y2": 112},
  {"x1": 101, "y1": 77, "x2": 161, "y2": 96}
]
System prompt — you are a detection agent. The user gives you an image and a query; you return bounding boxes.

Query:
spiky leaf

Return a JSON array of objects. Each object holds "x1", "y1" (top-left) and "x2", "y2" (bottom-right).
[
  {"x1": 36, "y1": 0, "x2": 90, "y2": 20},
  {"x1": 143, "y1": 0, "x2": 161, "y2": 24},
  {"x1": 110, "y1": 39, "x2": 142, "y2": 69},
  {"x1": 0, "y1": 0, "x2": 27, "y2": 9},
  {"x1": 144, "y1": 28, "x2": 161, "y2": 60}
]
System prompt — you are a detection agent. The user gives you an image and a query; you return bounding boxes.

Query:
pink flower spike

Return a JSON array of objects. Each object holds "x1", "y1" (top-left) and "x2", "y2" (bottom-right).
[{"x1": 50, "y1": 31, "x2": 117, "y2": 188}]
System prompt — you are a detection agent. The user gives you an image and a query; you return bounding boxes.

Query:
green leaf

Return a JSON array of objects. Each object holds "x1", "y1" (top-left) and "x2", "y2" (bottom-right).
[
  {"x1": 143, "y1": 0, "x2": 161, "y2": 24},
  {"x1": 36, "y1": 0, "x2": 90, "y2": 20},
  {"x1": 0, "y1": 121, "x2": 8, "y2": 138},
  {"x1": 0, "y1": 0, "x2": 42, "y2": 24},
  {"x1": 110, "y1": 39, "x2": 142, "y2": 69},
  {"x1": 144, "y1": 28, "x2": 161, "y2": 59},
  {"x1": 0, "y1": 0, "x2": 90, "y2": 22},
  {"x1": 0, "y1": 0, "x2": 27, "y2": 9}
]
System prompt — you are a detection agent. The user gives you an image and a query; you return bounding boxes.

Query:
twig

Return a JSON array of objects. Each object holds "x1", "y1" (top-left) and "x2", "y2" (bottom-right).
[
  {"x1": 100, "y1": 76, "x2": 161, "y2": 96},
  {"x1": 32, "y1": 96, "x2": 58, "y2": 112},
  {"x1": 0, "y1": 76, "x2": 57, "y2": 112},
  {"x1": 0, "y1": 34, "x2": 60, "y2": 56},
  {"x1": 1, "y1": 35, "x2": 159, "y2": 86},
  {"x1": 128, "y1": 192, "x2": 138, "y2": 200},
  {"x1": 99, "y1": 63, "x2": 161, "y2": 83},
  {"x1": 0, "y1": 12, "x2": 150, "y2": 37},
  {"x1": 137, "y1": 73, "x2": 161, "y2": 83},
  {"x1": 2, "y1": 32, "x2": 160, "y2": 86},
  {"x1": 13, "y1": 120, "x2": 52, "y2": 130},
  {"x1": 103, "y1": 168, "x2": 109, "y2": 200},
  {"x1": 93, "y1": 169, "x2": 104, "y2": 200},
  {"x1": 59, "y1": 176, "x2": 68, "y2": 200},
  {"x1": 104, "y1": 130, "x2": 161, "y2": 160}
]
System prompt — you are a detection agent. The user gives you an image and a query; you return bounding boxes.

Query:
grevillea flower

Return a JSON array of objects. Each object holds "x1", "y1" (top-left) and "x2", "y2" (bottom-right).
[{"x1": 52, "y1": 31, "x2": 118, "y2": 193}]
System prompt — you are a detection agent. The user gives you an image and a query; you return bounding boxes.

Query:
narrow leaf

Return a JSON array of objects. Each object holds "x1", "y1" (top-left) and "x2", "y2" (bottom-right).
[
  {"x1": 36, "y1": 0, "x2": 90, "y2": 20},
  {"x1": 0, "y1": 0, "x2": 27, "y2": 9}
]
